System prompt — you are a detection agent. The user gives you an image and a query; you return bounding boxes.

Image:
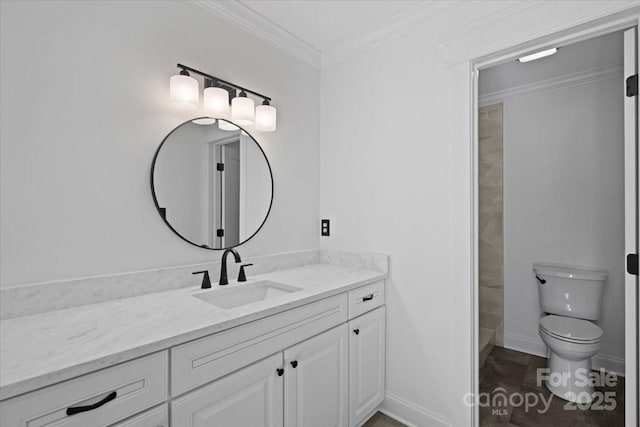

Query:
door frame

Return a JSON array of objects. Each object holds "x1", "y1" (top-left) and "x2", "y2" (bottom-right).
[
  {"x1": 207, "y1": 134, "x2": 241, "y2": 247},
  {"x1": 468, "y1": 13, "x2": 640, "y2": 427}
]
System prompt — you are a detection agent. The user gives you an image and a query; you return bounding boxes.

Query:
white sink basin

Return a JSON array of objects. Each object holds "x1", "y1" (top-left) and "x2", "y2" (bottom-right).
[{"x1": 193, "y1": 280, "x2": 302, "y2": 309}]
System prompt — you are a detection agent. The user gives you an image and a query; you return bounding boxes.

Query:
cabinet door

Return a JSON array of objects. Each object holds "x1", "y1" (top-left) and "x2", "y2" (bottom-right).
[
  {"x1": 171, "y1": 353, "x2": 284, "y2": 427},
  {"x1": 349, "y1": 306, "x2": 386, "y2": 427},
  {"x1": 284, "y1": 324, "x2": 348, "y2": 427}
]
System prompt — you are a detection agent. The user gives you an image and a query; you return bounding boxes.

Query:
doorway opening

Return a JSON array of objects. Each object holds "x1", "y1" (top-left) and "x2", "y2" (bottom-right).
[{"x1": 475, "y1": 26, "x2": 637, "y2": 427}]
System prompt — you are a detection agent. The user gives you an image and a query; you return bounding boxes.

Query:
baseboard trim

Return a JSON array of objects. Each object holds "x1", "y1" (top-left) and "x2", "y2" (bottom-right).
[
  {"x1": 380, "y1": 391, "x2": 452, "y2": 427},
  {"x1": 503, "y1": 332, "x2": 547, "y2": 358},
  {"x1": 593, "y1": 354, "x2": 626, "y2": 377},
  {"x1": 503, "y1": 331, "x2": 625, "y2": 376}
]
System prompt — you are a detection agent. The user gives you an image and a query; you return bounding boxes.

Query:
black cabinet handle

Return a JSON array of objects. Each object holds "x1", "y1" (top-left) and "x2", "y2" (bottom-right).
[
  {"x1": 362, "y1": 294, "x2": 374, "y2": 302},
  {"x1": 290, "y1": 360, "x2": 298, "y2": 368},
  {"x1": 353, "y1": 328, "x2": 360, "y2": 335},
  {"x1": 277, "y1": 368, "x2": 284, "y2": 376},
  {"x1": 66, "y1": 391, "x2": 117, "y2": 416},
  {"x1": 535, "y1": 276, "x2": 546, "y2": 285}
]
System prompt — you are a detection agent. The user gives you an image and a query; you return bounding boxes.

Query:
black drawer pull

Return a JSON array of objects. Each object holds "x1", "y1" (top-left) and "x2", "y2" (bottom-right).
[
  {"x1": 353, "y1": 328, "x2": 360, "y2": 335},
  {"x1": 277, "y1": 368, "x2": 284, "y2": 376},
  {"x1": 362, "y1": 294, "x2": 374, "y2": 302},
  {"x1": 66, "y1": 391, "x2": 117, "y2": 416},
  {"x1": 290, "y1": 360, "x2": 298, "y2": 368}
]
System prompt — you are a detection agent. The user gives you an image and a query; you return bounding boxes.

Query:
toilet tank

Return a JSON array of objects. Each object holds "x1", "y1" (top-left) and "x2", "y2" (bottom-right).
[{"x1": 533, "y1": 263, "x2": 607, "y2": 320}]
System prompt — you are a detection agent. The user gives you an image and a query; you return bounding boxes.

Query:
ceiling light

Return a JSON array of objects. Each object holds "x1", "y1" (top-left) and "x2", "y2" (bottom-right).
[{"x1": 518, "y1": 48, "x2": 558, "y2": 63}]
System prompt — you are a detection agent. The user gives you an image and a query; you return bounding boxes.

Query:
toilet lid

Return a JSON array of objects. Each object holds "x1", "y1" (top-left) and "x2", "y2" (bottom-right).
[{"x1": 539, "y1": 315, "x2": 603, "y2": 342}]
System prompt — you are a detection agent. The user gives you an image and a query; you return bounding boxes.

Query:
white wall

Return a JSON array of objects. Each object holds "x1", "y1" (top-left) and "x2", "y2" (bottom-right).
[
  {"x1": 501, "y1": 77, "x2": 624, "y2": 369},
  {"x1": 321, "y1": 23, "x2": 456, "y2": 426},
  {"x1": 321, "y1": 2, "x2": 637, "y2": 426},
  {"x1": 0, "y1": 1, "x2": 320, "y2": 287}
]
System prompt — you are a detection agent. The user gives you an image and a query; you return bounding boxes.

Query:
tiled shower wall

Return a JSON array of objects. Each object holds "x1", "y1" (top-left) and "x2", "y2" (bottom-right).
[{"x1": 479, "y1": 103, "x2": 504, "y2": 350}]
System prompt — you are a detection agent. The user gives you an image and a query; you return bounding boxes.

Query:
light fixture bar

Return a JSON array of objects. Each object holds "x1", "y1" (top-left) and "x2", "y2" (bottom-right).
[
  {"x1": 517, "y1": 48, "x2": 558, "y2": 63},
  {"x1": 176, "y1": 63, "x2": 271, "y2": 102}
]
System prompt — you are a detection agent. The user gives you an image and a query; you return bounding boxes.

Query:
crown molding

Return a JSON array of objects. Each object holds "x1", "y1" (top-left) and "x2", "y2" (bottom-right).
[
  {"x1": 192, "y1": 0, "x2": 322, "y2": 69},
  {"x1": 193, "y1": 0, "x2": 465, "y2": 70},
  {"x1": 479, "y1": 65, "x2": 623, "y2": 106},
  {"x1": 321, "y1": 1, "x2": 467, "y2": 69},
  {"x1": 438, "y1": 1, "x2": 550, "y2": 47}
]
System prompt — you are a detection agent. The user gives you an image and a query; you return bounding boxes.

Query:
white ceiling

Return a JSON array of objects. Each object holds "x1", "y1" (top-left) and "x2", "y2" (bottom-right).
[
  {"x1": 196, "y1": 0, "x2": 462, "y2": 68},
  {"x1": 238, "y1": 0, "x2": 423, "y2": 52}
]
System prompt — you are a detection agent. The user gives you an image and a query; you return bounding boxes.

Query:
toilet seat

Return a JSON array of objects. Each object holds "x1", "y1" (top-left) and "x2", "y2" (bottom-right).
[{"x1": 539, "y1": 315, "x2": 603, "y2": 343}]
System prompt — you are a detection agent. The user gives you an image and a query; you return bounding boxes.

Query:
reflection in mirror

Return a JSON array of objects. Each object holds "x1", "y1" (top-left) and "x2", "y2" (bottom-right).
[{"x1": 152, "y1": 119, "x2": 273, "y2": 249}]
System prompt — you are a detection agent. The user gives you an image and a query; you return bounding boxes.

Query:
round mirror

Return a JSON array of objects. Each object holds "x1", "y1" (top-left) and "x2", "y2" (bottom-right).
[{"x1": 151, "y1": 118, "x2": 273, "y2": 249}]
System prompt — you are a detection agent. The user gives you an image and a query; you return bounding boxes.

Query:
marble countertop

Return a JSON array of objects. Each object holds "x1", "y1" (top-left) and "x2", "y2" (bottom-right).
[{"x1": 0, "y1": 264, "x2": 386, "y2": 400}]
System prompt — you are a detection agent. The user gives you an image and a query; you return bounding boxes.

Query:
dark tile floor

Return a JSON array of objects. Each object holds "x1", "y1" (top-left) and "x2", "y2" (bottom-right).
[
  {"x1": 363, "y1": 412, "x2": 406, "y2": 427},
  {"x1": 480, "y1": 346, "x2": 625, "y2": 426}
]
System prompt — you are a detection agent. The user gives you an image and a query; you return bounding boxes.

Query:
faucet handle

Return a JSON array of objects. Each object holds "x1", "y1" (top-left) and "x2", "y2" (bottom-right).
[
  {"x1": 192, "y1": 270, "x2": 211, "y2": 289},
  {"x1": 238, "y1": 264, "x2": 253, "y2": 282}
]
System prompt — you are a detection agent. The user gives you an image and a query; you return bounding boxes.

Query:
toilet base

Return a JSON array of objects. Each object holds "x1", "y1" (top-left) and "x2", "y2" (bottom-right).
[{"x1": 545, "y1": 353, "x2": 594, "y2": 403}]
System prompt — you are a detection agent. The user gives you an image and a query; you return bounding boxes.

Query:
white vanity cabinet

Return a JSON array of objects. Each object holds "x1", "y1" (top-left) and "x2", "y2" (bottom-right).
[
  {"x1": 171, "y1": 325, "x2": 350, "y2": 427},
  {"x1": 348, "y1": 306, "x2": 386, "y2": 427},
  {"x1": 0, "y1": 352, "x2": 168, "y2": 427},
  {"x1": 284, "y1": 324, "x2": 349, "y2": 427},
  {"x1": 111, "y1": 405, "x2": 168, "y2": 427},
  {"x1": 0, "y1": 280, "x2": 386, "y2": 427},
  {"x1": 172, "y1": 353, "x2": 284, "y2": 427}
]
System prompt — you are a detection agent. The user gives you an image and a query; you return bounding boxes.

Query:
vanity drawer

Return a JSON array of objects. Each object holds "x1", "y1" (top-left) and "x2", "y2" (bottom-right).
[
  {"x1": 171, "y1": 293, "x2": 348, "y2": 396},
  {"x1": 0, "y1": 351, "x2": 168, "y2": 427},
  {"x1": 348, "y1": 281, "x2": 385, "y2": 319}
]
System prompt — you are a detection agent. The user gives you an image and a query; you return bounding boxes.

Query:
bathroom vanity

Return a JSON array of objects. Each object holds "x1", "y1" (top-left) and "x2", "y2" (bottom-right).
[
  {"x1": 0, "y1": 107, "x2": 387, "y2": 426},
  {"x1": 0, "y1": 256, "x2": 387, "y2": 427}
]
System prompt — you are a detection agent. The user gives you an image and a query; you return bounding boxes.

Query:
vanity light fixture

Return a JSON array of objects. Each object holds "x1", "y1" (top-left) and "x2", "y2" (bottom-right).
[
  {"x1": 191, "y1": 118, "x2": 216, "y2": 125},
  {"x1": 518, "y1": 47, "x2": 558, "y2": 63},
  {"x1": 169, "y1": 63, "x2": 277, "y2": 132},
  {"x1": 204, "y1": 85, "x2": 230, "y2": 118},
  {"x1": 169, "y1": 68, "x2": 199, "y2": 111},
  {"x1": 255, "y1": 100, "x2": 277, "y2": 132},
  {"x1": 218, "y1": 119, "x2": 240, "y2": 131},
  {"x1": 231, "y1": 91, "x2": 255, "y2": 126}
]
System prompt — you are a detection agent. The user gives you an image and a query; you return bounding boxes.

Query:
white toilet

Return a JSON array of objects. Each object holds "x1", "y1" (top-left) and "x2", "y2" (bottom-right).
[{"x1": 533, "y1": 263, "x2": 606, "y2": 403}]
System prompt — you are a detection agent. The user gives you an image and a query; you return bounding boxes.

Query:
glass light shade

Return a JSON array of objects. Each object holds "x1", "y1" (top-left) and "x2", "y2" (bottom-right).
[
  {"x1": 231, "y1": 95, "x2": 255, "y2": 126},
  {"x1": 218, "y1": 119, "x2": 239, "y2": 131},
  {"x1": 255, "y1": 104, "x2": 277, "y2": 132},
  {"x1": 203, "y1": 87, "x2": 230, "y2": 118},
  {"x1": 169, "y1": 74, "x2": 199, "y2": 111},
  {"x1": 192, "y1": 118, "x2": 216, "y2": 125}
]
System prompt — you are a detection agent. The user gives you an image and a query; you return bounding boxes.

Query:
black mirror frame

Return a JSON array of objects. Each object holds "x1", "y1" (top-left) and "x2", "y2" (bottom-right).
[{"x1": 150, "y1": 117, "x2": 274, "y2": 251}]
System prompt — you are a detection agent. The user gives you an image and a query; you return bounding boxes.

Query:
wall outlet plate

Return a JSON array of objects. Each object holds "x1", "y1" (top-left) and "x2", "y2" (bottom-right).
[{"x1": 321, "y1": 219, "x2": 330, "y2": 236}]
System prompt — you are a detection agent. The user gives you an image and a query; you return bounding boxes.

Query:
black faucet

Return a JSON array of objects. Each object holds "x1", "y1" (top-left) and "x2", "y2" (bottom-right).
[{"x1": 219, "y1": 249, "x2": 241, "y2": 286}]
